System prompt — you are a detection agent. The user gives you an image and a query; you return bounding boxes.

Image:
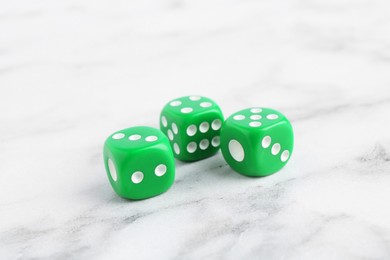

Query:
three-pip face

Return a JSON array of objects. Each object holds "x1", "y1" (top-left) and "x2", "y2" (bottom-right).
[
  {"x1": 103, "y1": 97, "x2": 294, "y2": 201},
  {"x1": 103, "y1": 126, "x2": 175, "y2": 200},
  {"x1": 160, "y1": 96, "x2": 224, "y2": 161},
  {"x1": 220, "y1": 107, "x2": 294, "y2": 177}
]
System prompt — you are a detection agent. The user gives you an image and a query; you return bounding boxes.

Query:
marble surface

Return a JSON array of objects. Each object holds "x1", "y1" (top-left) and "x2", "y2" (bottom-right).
[{"x1": 1, "y1": 0, "x2": 390, "y2": 259}]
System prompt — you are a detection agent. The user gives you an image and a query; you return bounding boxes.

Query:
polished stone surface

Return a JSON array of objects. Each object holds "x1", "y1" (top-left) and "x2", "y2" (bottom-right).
[{"x1": 1, "y1": 0, "x2": 390, "y2": 259}]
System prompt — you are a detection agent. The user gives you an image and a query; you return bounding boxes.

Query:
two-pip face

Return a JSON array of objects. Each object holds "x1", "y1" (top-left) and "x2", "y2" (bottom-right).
[
  {"x1": 103, "y1": 97, "x2": 294, "y2": 201},
  {"x1": 103, "y1": 126, "x2": 175, "y2": 200}
]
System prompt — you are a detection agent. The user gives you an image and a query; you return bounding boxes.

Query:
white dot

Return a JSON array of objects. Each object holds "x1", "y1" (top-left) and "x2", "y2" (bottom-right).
[
  {"x1": 167, "y1": 130, "x2": 174, "y2": 141},
  {"x1": 186, "y1": 125, "x2": 197, "y2": 136},
  {"x1": 211, "y1": 136, "x2": 220, "y2": 147},
  {"x1": 267, "y1": 114, "x2": 279, "y2": 120},
  {"x1": 281, "y1": 150, "x2": 290, "y2": 162},
  {"x1": 172, "y1": 123, "x2": 178, "y2": 134},
  {"x1": 145, "y1": 136, "x2": 158, "y2": 142},
  {"x1": 187, "y1": 142, "x2": 197, "y2": 153},
  {"x1": 174, "y1": 143, "x2": 180, "y2": 154},
  {"x1": 189, "y1": 96, "x2": 201, "y2": 101},
  {"x1": 211, "y1": 119, "x2": 222, "y2": 130},
  {"x1": 199, "y1": 122, "x2": 210, "y2": 133},
  {"x1": 251, "y1": 108, "x2": 262, "y2": 113},
  {"x1": 262, "y1": 136, "x2": 271, "y2": 148},
  {"x1": 249, "y1": 122, "x2": 262, "y2": 127},
  {"x1": 229, "y1": 140, "x2": 245, "y2": 162},
  {"x1": 272, "y1": 143, "x2": 281, "y2": 155},
  {"x1": 112, "y1": 133, "x2": 125, "y2": 140},
  {"x1": 200, "y1": 102, "x2": 212, "y2": 108},
  {"x1": 161, "y1": 116, "x2": 168, "y2": 127},
  {"x1": 108, "y1": 159, "x2": 117, "y2": 181},
  {"x1": 181, "y1": 107, "x2": 193, "y2": 113},
  {"x1": 129, "y1": 134, "x2": 141, "y2": 141},
  {"x1": 155, "y1": 164, "x2": 167, "y2": 177},
  {"x1": 250, "y1": 115, "x2": 262, "y2": 120},
  {"x1": 131, "y1": 171, "x2": 144, "y2": 184},
  {"x1": 199, "y1": 139, "x2": 210, "y2": 150},
  {"x1": 233, "y1": 115, "x2": 245, "y2": 120},
  {"x1": 170, "y1": 100, "x2": 182, "y2": 107}
]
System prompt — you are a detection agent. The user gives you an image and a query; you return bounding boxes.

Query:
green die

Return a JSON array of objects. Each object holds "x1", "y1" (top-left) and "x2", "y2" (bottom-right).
[
  {"x1": 160, "y1": 95, "x2": 224, "y2": 161},
  {"x1": 103, "y1": 126, "x2": 175, "y2": 200},
  {"x1": 220, "y1": 107, "x2": 294, "y2": 177}
]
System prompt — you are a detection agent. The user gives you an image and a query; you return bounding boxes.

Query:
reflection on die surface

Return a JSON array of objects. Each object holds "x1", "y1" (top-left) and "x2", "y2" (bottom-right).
[
  {"x1": 160, "y1": 95, "x2": 224, "y2": 162},
  {"x1": 221, "y1": 108, "x2": 294, "y2": 177},
  {"x1": 103, "y1": 126, "x2": 175, "y2": 200}
]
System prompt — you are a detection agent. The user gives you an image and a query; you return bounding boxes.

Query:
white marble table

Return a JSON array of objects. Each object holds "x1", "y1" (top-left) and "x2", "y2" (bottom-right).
[{"x1": 1, "y1": 0, "x2": 390, "y2": 259}]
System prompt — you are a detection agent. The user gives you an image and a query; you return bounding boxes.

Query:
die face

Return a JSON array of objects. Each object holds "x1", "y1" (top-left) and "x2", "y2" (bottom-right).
[
  {"x1": 220, "y1": 108, "x2": 294, "y2": 177},
  {"x1": 103, "y1": 126, "x2": 175, "y2": 200},
  {"x1": 160, "y1": 96, "x2": 224, "y2": 161}
]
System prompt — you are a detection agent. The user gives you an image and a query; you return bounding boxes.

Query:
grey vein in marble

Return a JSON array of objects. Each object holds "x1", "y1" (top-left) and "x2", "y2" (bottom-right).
[{"x1": 1, "y1": 0, "x2": 390, "y2": 259}]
